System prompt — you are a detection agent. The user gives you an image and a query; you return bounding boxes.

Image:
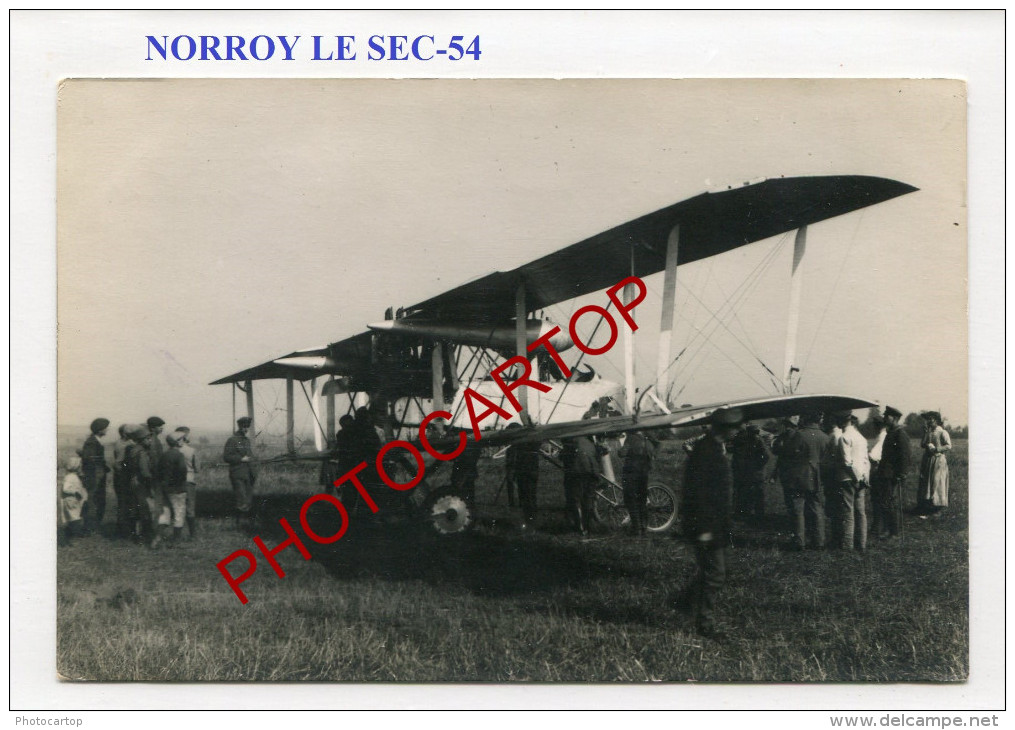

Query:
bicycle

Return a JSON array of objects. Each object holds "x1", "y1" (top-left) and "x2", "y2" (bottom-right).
[{"x1": 592, "y1": 474, "x2": 678, "y2": 533}]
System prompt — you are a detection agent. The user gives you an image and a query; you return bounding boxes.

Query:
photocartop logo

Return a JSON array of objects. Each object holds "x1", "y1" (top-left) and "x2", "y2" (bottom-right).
[{"x1": 215, "y1": 275, "x2": 648, "y2": 604}]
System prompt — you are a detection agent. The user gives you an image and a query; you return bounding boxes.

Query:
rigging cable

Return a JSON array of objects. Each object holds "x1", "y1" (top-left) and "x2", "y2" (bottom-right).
[
  {"x1": 653, "y1": 232, "x2": 790, "y2": 396},
  {"x1": 796, "y1": 209, "x2": 867, "y2": 389}
]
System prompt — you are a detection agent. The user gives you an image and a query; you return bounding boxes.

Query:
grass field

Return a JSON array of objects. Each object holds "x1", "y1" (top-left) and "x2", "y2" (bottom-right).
[{"x1": 56, "y1": 438, "x2": 968, "y2": 682}]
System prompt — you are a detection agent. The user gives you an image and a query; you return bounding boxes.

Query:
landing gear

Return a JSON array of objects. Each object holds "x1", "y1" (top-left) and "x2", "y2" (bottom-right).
[{"x1": 420, "y1": 488, "x2": 475, "y2": 536}]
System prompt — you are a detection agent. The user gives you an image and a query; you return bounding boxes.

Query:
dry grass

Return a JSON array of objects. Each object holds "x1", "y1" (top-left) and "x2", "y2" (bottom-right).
[{"x1": 56, "y1": 439, "x2": 968, "y2": 682}]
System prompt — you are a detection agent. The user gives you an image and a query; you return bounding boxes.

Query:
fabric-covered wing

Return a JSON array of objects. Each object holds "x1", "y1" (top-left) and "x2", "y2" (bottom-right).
[
  {"x1": 403, "y1": 176, "x2": 916, "y2": 325},
  {"x1": 210, "y1": 332, "x2": 375, "y2": 386},
  {"x1": 452, "y1": 393, "x2": 878, "y2": 448}
]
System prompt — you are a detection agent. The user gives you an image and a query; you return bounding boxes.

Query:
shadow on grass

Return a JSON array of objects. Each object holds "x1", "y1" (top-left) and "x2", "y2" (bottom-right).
[{"x1": 234, "y1": 489, "x2": 651, "y2": 599}]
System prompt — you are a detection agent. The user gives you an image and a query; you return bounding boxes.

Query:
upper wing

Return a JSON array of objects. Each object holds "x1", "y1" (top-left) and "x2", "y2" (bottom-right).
[
  {"x1": 454, "y1": 393, "x2": 877, "y2": 448},
  {"x1": 211, "y1": 175, "x2": 915, "y2": 385},
  {"x1": 400, "y1": 176, "x2": 917, "y2": 325}
]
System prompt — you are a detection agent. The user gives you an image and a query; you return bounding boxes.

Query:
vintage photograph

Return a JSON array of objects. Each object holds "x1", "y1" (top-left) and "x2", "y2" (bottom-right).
[{"x1": 56, "y1": 78, "x2": 967, "y2": 682}]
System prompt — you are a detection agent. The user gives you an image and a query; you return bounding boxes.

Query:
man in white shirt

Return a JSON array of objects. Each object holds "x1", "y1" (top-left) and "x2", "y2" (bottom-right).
[{"x1": 836, "y1": 412, "x2": 871, "y2": 551}]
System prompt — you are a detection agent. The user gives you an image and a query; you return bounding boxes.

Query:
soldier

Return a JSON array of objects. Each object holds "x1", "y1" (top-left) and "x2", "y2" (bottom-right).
[
  {"x1": 223, "y1": 416, "x2": 257, "y2": 529},
  {"x1": 146, "y1": 416, "x2": 166, "y2": 463},
  {"x1": 730, "y1": 423, "x2": 771, "y2": 522},
  {"x1": 783, "y1": 412, "x2": 829, "y2": 551},
  {"x1": 145, "y1": 416, "x2": 169, "y2": 532},
  {"x1": 328, "y1": 414, "x2": 359, "y2": 503},
  {"x1": 111, "y1": 424, "x2": 136, "y2": 539},
  {"x1": 674, "y1": 408, "x2": 743, "y2": 639},
  {"x1": 620, "y1": 431, "x2": 657, "y2": 536},
  {"x1": 128, "y1": 424, "x2": 159, "y2": 547},
  {"x1": 173, "y1": 427, "x2": 200, "y2": 538},
  {"x1": 875, "y1": 406, "x2": 911, "y2": 538},
  {"x1": 506, "y1": 438, "x2": 542, "y2": 530},
  {"x1": 450, "y1": 438, "x2": 482, "y2": 504},
  {"x1": 771, "y1": 416, "x2": 800, "y2": 525},
  {"x1": 80, "y1": 418, "x2": 110, "y2": 533},
  {"x1": 561, "y1": 435, "x2": 600, "y2": 536}
]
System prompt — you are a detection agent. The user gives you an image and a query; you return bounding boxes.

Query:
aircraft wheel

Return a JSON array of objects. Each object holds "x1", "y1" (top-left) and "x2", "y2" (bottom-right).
[
  {"x1": 421, "y1": 488, "x2": 475, "y2": 536},
  {"x1": 646, "y1": 484, "x2": 678, "y2": 533}
]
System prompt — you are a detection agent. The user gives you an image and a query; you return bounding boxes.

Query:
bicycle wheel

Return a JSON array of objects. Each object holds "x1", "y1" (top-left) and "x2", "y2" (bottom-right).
[
  {"x1": 593, "y1": 484, "x2": 628, "y2": 530},
  {"x1": 645, "y1": 484, "x2": 677, "y2": 533}
]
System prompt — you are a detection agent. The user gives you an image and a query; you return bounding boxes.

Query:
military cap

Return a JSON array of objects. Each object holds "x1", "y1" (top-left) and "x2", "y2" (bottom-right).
[
  {"x1": 237, "y1": 416, "x2": 253, "y2": 428},
  {"x1": 129, "y1": 424, "x2": 151, "y2": 441},
  {"x1": 883, "y1": 405, "x2": 903, "y2": 420},
  {"x1": 174, "y1": 426, "x2": 191, "y2": 435},
  {"x1": 147, "y1": 416, "x2": 165, "y2": 429},
  {"x1": 90, "y1": 418, "x2": 110, "y2": 434},
  {"x1": 711, "y1": 407, "x2": 744, "y2": 427}
]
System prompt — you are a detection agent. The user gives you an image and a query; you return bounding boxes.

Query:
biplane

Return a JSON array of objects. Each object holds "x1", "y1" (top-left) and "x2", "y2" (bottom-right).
[{"x1": 211, "y1": 174, "x2": 916, "y2": 533}]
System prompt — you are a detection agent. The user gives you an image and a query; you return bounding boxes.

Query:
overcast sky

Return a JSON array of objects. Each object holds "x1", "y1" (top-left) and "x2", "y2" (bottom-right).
[{"x1": 57, "y1": 78, "x2": 967, "y2": 435}]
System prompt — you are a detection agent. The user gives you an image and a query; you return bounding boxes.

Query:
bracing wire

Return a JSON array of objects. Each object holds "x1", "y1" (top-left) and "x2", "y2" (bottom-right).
[
  {"x1": 652, "y1": 233, "x2": 790, "y2": 395},
  {"x1": 798, "y1": 209, "x2": 867, "y2": 383}
]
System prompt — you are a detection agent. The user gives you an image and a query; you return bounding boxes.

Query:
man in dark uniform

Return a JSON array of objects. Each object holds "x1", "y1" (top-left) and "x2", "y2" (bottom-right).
[
  {"x1": 145, "y1": 416, "x2": 166, "y2": 463},
  {"x1": 620, "y1": 431, "x2": 657, "y2": 535},
  {"x1": 128, "y1": 425, "x2": 158, "y2": 546},
  {"x1": 223, "y1": 416, "x2": 257, "y2": 529},
  {"x1": 353, "y1": 407, "x2": 382, "y2": 463},
  {"x1": 111, "y1": 424, "x2": 137, "y2": 539},
  {"x1": 874, "y1": 405, "x2": 911, "y2": 539},
  {"x1": 506, "y1": 438, "x2": 542, "y2": 529},
  {"x1": 145, "y1": 416, "x2": 169, "y2": 533},
  {"x1": 80, "y1": 418, "x2": 110, "y2": 533},
  {"x1": 561, "y1": 435, "x2": 600, "y2": 536},
  {"x1": 675, "y1": 407, "x2": 742, "y2": 639},
  {"x1": 783, "y1": 411, "x2": 829, "y2": 550},
  {"x1": 327, "y1": 414, "x2": 359, "y2": 503},
  {"x1": 450, "y1": 439, "x2": 482, "y2": 504},
  {"x1": 771, "y1": 416, "x2": 800, "y2": 525},
  {"x1": 730, "y1": 423, "x2": 771, "y2": 521}
]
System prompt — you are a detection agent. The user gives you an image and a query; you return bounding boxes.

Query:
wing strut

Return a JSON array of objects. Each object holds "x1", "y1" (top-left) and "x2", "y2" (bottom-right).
[
  {"x1": 622, "y1": 246, "x2": 637, "y2": 413},
  {"x1": 244, "y1": 379, "x2": 255, "y2": 432},
  {"x1": 782, "y1": 226, "x2": 808, "y2": 394},
  {"x1": 431, "y1": 342, "x2": 445, "y2": 412},
  {"x1": 285, "y1": 375, "x2": 295, "y2": 454},
  {"x1": 655, "y1": 224, "x2": 681, "y2": 407},
  {"x1": 515, "y1": 281, "x2": 533, "y2": 424}
]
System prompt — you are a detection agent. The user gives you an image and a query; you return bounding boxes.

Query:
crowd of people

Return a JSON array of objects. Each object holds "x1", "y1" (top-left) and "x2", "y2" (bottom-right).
[
  {"x1": 61, "y1": 401, "x2": 953, "y2": 638},
  {"x1": 59, "y1": 416, "x2": 200, "y2": 548},
  {"x1": 673, "y1": 405, "x2": 953, "y2": 639}
]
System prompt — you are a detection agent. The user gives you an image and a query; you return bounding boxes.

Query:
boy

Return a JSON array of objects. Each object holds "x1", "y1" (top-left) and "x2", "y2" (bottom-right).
[
  {"x1": 60, "y1": 455, "x2": 89, "y2": 541},
  {"x1": 173, "y1": 427, "x2": 200, "y2": 538},
  {"x1": 158, "y1": 433, "x2": 190, "y2": 547}
]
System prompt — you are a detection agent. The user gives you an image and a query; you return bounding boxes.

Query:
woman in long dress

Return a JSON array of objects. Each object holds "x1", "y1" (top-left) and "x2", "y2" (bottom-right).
[{"x1": 918, "y1": 411, "x2": 951, "y2": 515}]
